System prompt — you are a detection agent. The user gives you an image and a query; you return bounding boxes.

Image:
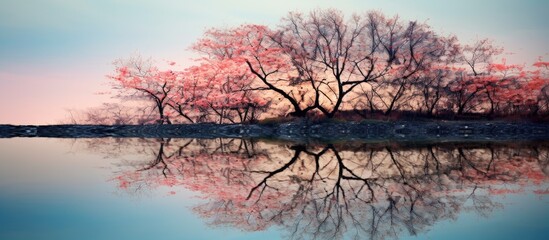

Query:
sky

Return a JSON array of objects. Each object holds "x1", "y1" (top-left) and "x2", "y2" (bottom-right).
[{"x1": 0, "y1": 0, "x2": 547, "y2": 124}]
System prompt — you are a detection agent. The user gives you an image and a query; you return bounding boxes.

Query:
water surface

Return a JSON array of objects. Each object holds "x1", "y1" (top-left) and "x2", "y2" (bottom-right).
[{"x1": 0, "y1": 138, "x2": 548, "y2": 239}]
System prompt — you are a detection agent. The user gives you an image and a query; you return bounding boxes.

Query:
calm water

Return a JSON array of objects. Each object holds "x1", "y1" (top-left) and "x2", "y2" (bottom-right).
[{"x1": 0, "y1": 138, "x2": 548, "y2": 240}]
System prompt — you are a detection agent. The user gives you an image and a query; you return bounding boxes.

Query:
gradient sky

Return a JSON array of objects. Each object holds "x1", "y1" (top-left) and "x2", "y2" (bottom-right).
[{"x1": 0, "y1": 0, "x2": 547, "y2": 124}]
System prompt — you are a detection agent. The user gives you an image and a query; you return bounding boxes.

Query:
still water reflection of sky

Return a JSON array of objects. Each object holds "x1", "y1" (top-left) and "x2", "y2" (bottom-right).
[{"x1": 0, "y1": 138, "x2": 547, "y2": 240}]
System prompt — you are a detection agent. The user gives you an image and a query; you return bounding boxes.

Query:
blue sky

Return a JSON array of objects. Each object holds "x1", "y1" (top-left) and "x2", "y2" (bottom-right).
[{"x1": 0, "y1": 0, "x2": 547, "y2": 124}]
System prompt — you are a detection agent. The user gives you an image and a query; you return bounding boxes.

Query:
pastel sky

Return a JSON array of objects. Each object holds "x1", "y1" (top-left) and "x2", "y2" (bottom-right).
[{"x1": 0, "y1": 0, "x2": 547, "y2": 124}]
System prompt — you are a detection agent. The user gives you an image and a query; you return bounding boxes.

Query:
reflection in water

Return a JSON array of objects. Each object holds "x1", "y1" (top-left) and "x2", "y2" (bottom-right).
[{"x1": 89, "y1": 138, "x2": 548, "y2": 240}]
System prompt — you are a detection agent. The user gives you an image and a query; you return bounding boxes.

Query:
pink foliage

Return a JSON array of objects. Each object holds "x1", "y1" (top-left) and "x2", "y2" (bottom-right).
[
  {"x1": 488, "y1": 188, "x2": 523, "y2": 195},
  {"x1": 533, "y1": 189, "x2": 549, "y2": 195},
  {"x1": 533, "y1": 58, "x2": 549, "y2": 68}
]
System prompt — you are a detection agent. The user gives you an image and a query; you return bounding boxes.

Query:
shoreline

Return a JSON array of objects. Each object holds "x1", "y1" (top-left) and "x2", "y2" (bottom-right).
[{"x1": 1, "y1": 120, "x2": 549, "y2": 143}]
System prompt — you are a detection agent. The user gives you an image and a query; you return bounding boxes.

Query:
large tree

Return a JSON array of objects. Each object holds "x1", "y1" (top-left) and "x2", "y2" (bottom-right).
[{"x1": 192, "y1": 9, "x2": 454, "y2": 118}]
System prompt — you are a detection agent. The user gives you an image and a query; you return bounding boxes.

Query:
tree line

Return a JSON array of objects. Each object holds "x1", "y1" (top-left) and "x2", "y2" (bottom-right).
[{"x1": 103, "y1": 9, "x2": 548, "y2": 124}]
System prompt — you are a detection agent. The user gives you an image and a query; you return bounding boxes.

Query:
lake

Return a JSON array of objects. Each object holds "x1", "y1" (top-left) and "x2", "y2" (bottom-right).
[{"x1": 0, "y1": 137, "x2": 548, "y2": 240}]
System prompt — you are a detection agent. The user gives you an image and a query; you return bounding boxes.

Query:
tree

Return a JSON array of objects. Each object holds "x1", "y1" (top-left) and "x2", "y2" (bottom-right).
[
  {"x1": 412, "y1": 36, "x2": 461, "y2": 116},
  {"x1": 64, "y1": 102, "x2": 157, "y2": 125},
  {"x1": 483, "y1": 59, "x2": 525, "y2": 116},
  {"x1": 415, "y1": 66, "x2": 452, "y2": 116},
  {"x1": 192, "y1": 9, "x2": 454, "y2": 118},
  {"x1": 181, "y1": 58, "x2": 270, "y2": 123},
  {"x1": 522, "y1": 58, "x2": 549, "y2": 115},
  {"x1": 461, "y1": 39, "x2": 503, "y2": 77},
  {"x1": 108, "y1": 55, "x2": 181, "y2": 124},
  {"x1": 191, "y1": 24, "x2": 296, "y2": 118},
  {"x1": 447, "y1": 39, "x2": 504, "y2": 115}
]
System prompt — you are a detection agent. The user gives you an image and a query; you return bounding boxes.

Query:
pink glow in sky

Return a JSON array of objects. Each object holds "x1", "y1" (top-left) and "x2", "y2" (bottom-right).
[{"x1": 0, "y1": 0, "x2": 547, "y2": 124}]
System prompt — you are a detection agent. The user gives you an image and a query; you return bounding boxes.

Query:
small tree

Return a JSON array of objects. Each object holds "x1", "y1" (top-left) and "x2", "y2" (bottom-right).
[
  {"x1": 108, "y1": 55, "x2": 180, "y2": 124},
  {"x1": 447, "y1": 39, "x2": 503, "y2": 115}
]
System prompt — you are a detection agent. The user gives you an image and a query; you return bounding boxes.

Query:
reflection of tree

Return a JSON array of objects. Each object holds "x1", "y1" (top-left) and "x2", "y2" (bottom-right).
[{"x1": 108, "y1": 139, "x2": 549, "y2": 240}]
